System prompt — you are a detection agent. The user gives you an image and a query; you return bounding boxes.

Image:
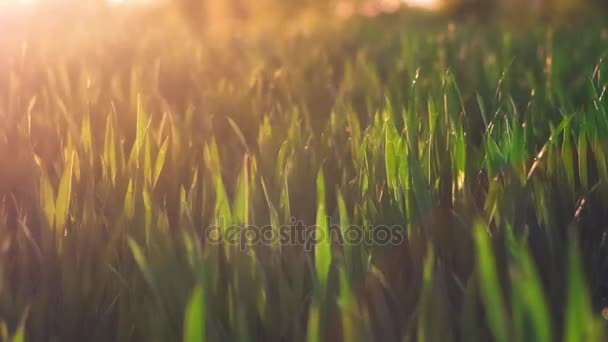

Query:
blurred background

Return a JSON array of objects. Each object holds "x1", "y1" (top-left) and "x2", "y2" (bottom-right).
[
  {"x1": 2, "y1": 0, "x2": 607, "y2": 26},
  {"x1": 1, "y1": 0, "x2": 606, "y2": 47}
]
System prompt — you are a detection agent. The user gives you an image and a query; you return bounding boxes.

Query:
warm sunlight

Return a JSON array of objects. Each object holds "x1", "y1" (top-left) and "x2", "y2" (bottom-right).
[
  {"x1": 404, "y1": 0, "x2": 440, "y2": 10},
  {"x1": 0, "y1": 0, "x2": 38, "y2": 6},
  {"x1": 0, "y1": 0, "x2": 441, "y2": 10}
]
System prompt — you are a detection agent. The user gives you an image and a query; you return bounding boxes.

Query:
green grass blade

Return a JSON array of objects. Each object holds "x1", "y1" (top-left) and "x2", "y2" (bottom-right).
[
  {"x1": 564, "y1": 237, "x2": 603, "y2": 342},
  {"x1": 54, "y1": 151, "x2": 74, "y2": 246},
  {"x1": 153, "y1": 137, "x2": 169, "y2": 190},
  {"x1": 315, "y1": 168, "x2": 331, "y2": 291},
  {"x1": 474, "y1": 221, "x2": 509, "y2": 342},
  {"x1": 183, "y1": 286, "x2": 205, "y2": 342}
]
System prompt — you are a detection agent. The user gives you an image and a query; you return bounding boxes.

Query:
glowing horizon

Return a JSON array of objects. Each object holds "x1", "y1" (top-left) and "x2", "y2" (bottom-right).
[{"x1": 1, "y1": 0, "x2": 441, "y2": 9}]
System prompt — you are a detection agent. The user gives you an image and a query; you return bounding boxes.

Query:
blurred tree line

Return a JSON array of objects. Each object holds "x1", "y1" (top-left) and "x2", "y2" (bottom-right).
[{"x1": 174, "y1": 0, "x2": 608, "y2": 27}]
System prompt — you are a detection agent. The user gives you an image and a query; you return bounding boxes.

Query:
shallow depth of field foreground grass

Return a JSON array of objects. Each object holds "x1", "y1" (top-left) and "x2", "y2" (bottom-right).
[{"x1": 1, "y1": 8, "x2": 608, "y2": 341}]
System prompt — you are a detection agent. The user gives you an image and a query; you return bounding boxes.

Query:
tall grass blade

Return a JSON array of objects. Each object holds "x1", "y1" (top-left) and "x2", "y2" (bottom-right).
[
  {"x1": 183, "y1": 286, "x2": 205, "y2": 342},
  {"x1": 474, "y1": 221, "x2": 509, "y2": 342}
]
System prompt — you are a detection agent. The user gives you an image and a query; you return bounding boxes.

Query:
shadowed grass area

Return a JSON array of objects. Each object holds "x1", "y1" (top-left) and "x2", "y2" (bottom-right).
[{"x1": 0, "y1": 9, "x2": 608, "y2": 341}]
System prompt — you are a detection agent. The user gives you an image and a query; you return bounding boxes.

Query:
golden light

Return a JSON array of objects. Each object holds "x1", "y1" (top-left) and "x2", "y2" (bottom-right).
[
  {"x1": 0, "y1": 0, "x2": 39, "y2": 5},
  {"x1": 1, "y1": 0, "x2": 441, "y2": 12},
  {"x1": 404, "y1": 0, "x2": 440, "y2": 10}
]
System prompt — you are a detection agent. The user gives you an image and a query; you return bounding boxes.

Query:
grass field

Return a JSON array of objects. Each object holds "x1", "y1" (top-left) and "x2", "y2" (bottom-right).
[{"x1": 1, "y1": 7, "x2": 608, "y2": 341}]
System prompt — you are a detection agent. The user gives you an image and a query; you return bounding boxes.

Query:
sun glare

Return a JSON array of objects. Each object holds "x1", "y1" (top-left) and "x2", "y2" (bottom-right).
[
  {"x1": 404, "y1": 0, "x2": 440, "y2": 10},
  {"x1": 0, "y1": 0, "x2": 38, "y2": 5},
  {"x1": 2, "y1": 0, "x2": 440, "y2": 10}
]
